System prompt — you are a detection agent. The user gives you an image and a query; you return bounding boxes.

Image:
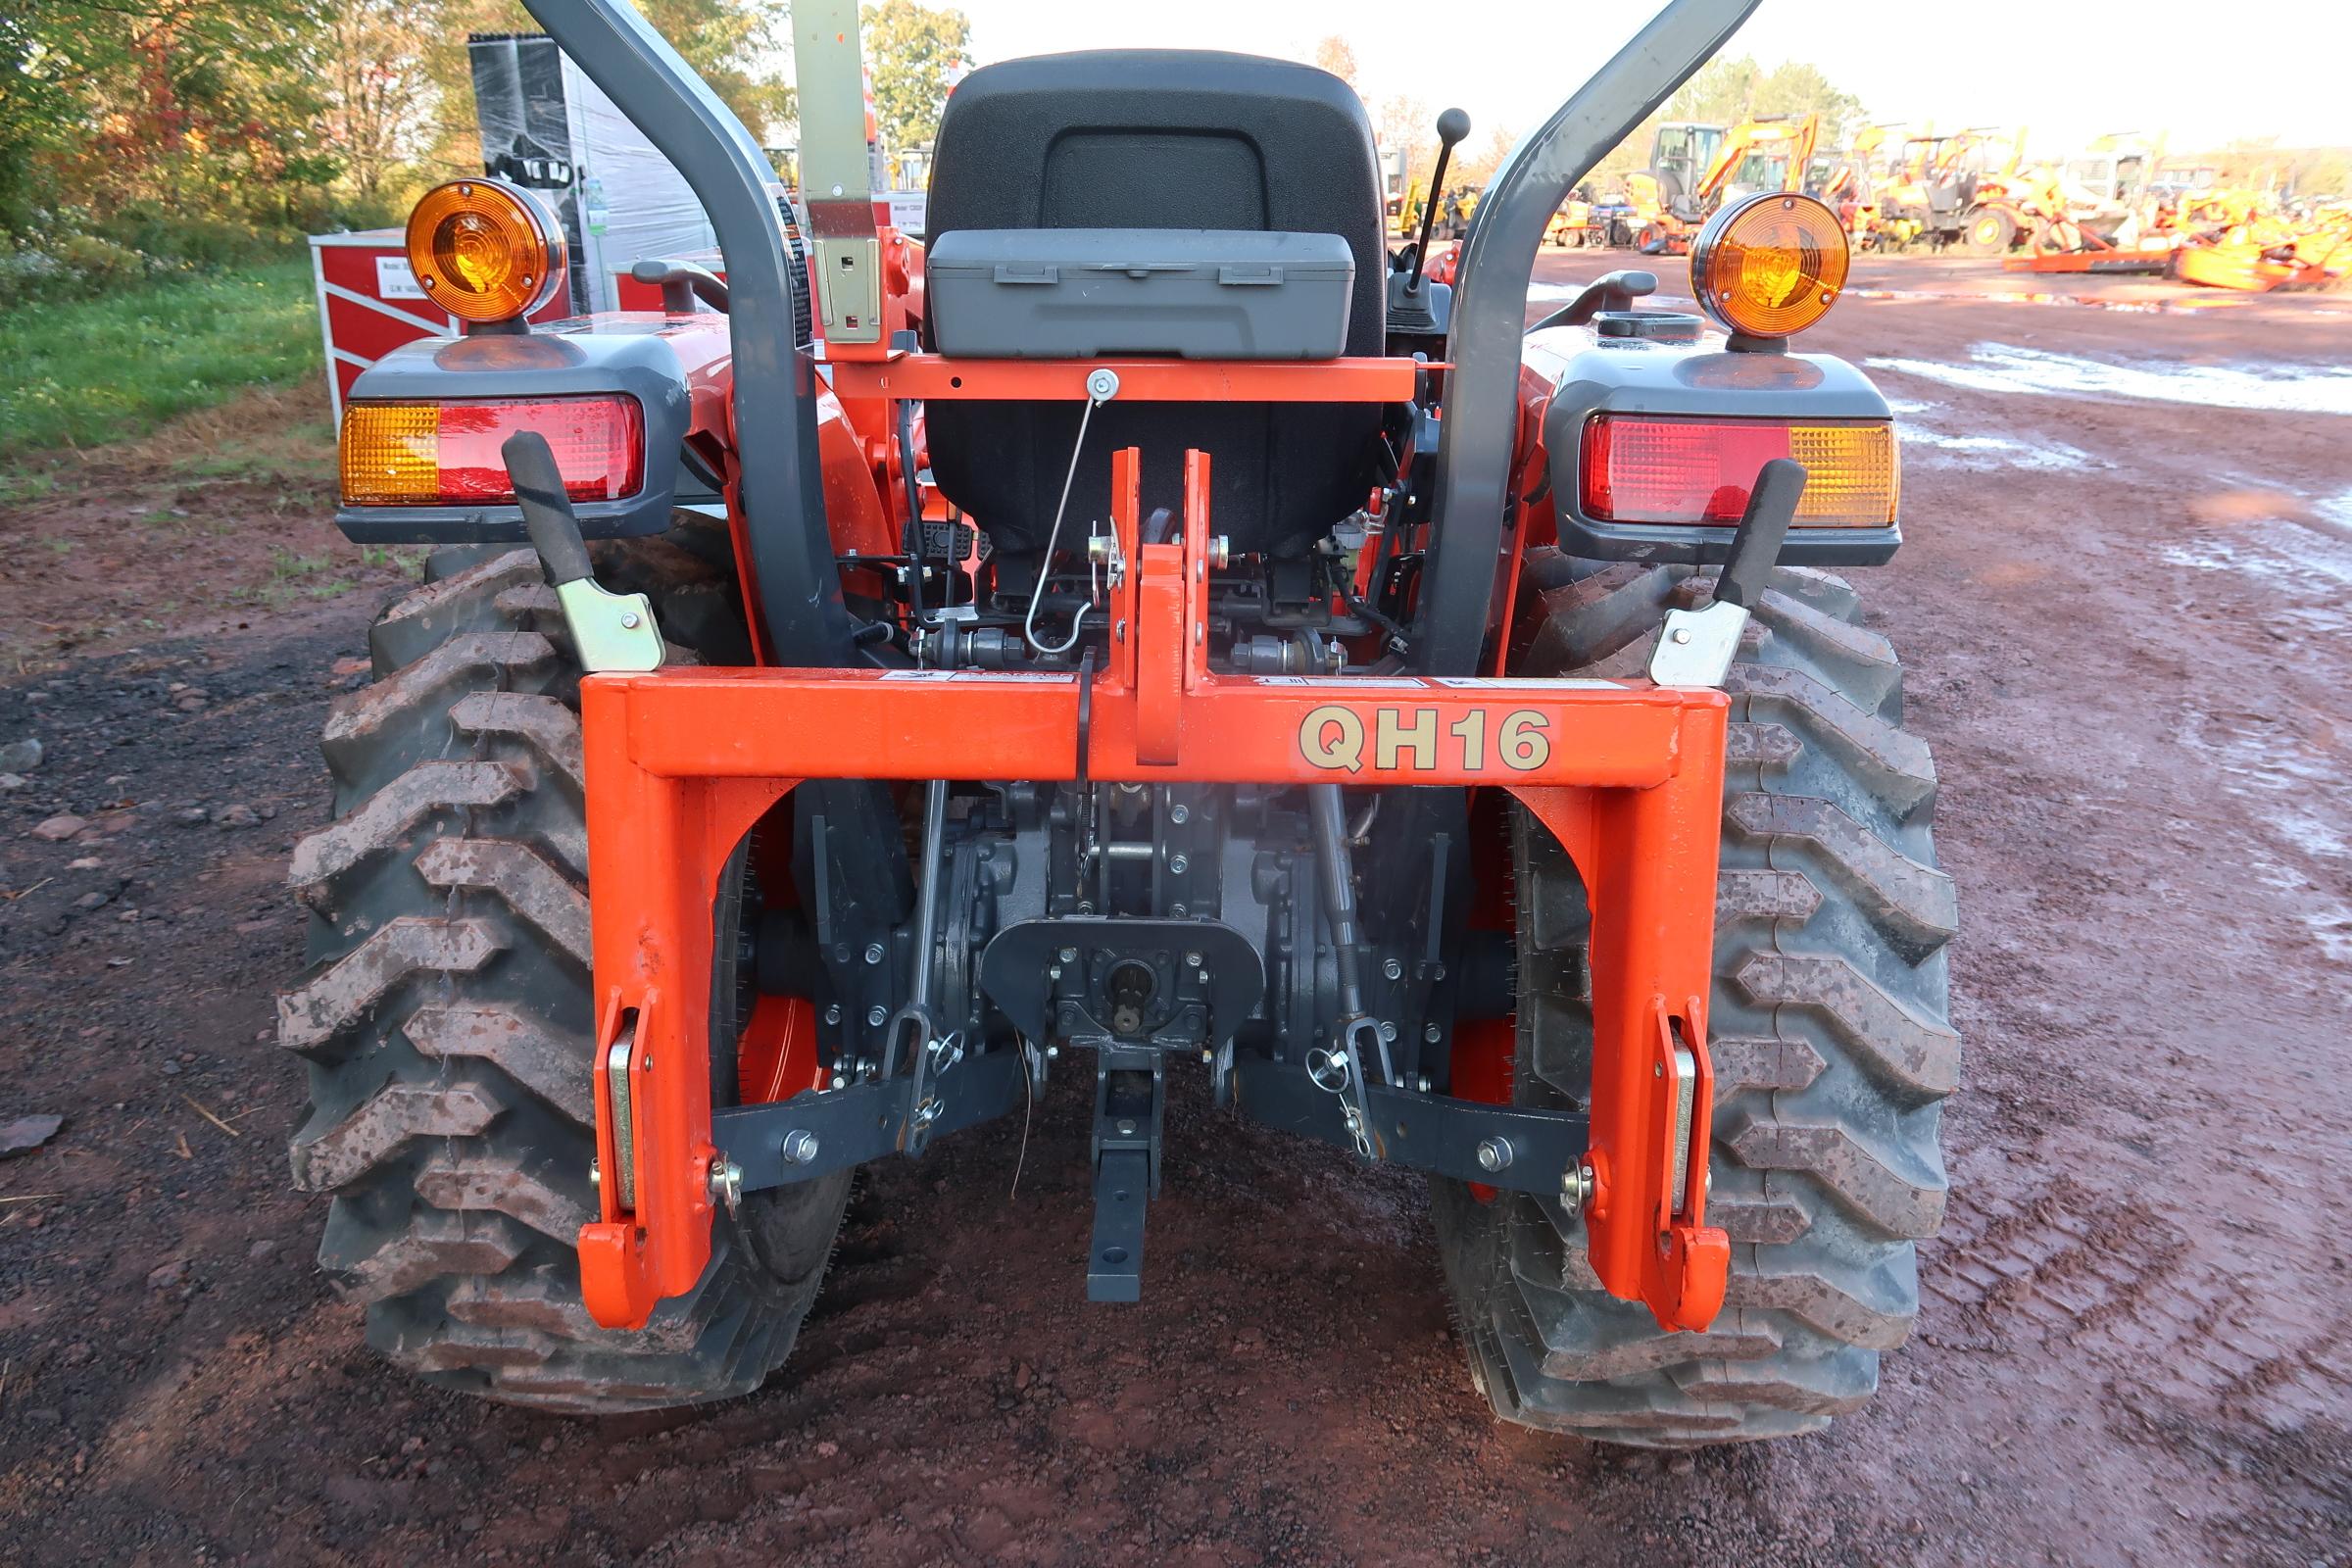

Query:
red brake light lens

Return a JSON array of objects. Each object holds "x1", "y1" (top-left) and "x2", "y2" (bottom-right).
[
  {"x1": 1579, "y1": 414, "x2": 1898, "y2": 528},
  {"x1": 341, "y1": 396, "x2": 644, "y2": 507}
]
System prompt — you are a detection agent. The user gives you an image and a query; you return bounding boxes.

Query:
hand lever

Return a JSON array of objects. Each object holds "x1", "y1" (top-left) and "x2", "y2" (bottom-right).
[{"x1": 1646, "y1": 458, "x2": 1807, "y2": 689}]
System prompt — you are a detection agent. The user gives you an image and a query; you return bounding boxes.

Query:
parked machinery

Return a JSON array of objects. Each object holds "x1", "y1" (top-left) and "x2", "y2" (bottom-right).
[{"x1": 1627, "y1": 114, "x2": 1820, "y2": 254}]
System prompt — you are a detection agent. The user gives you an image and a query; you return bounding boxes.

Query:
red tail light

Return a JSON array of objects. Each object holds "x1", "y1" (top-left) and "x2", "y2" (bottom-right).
[
  {"x1": 341, "y1": 396, "x2": 645, "y2": 507},
  {"x1": 1579, "y1": 414, "x2": 1898, "y2": 527}
]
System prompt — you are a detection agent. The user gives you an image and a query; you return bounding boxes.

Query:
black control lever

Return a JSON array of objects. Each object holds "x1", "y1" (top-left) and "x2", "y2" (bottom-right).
[
  {"x1": 1528, "y1": 268, "x2": 1658, "y2": 331},
  {"x1": 1716, "y1": 458, "x2": 1806, "y2": 608},
  {"x1": 629, "y1": 258, "x2": 731, "y2": 314},
  {"x1": 503, "y1": 431, "x2": 593, "y2": 586},
  {"x1": 1404, "y1": 108, "x2": 1472, "y2": 295},
  {"x1": 503, "y1": 431, "x2": 664, "y2": 671}
]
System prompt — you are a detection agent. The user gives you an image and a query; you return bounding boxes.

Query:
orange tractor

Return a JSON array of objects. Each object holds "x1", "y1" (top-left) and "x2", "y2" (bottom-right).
[
  {"x1": 286, "y1": 0, "x2": 1954, "y2": 1446},
  {"x1": 1628, "y1": 113, "x2": 1822, "y2": 254}
]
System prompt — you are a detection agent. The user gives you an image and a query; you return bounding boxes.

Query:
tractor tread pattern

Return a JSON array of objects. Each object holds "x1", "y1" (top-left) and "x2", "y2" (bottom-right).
[
  {"x1": 281, "y1": 547, "x2": 851, "y2": 1413},
  {"x1": 1437, "y1": 554, "x2": 1955, "y2": 1446}
]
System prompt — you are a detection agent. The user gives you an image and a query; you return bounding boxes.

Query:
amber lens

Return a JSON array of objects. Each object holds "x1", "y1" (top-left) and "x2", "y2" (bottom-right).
[
  {"x1": 403, "y1": 180, "x2": 564, "y2": 323},
  {"x1": 1690, "y1": 192, "x2": 1849, "y2": 338},
  {"x1": 1788, "y1": 422, "x2": 1900, "y2": 525},
  {"x1": 340, "y1": 402, "x2": 439, "y2": 504}
]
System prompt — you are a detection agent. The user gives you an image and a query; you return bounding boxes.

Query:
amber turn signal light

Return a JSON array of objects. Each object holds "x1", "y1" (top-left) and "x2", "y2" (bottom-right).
[
  {"x1": 1690, "y1": 191, "x2": 1848, "y2": 340},
  {"x1": 404, "y1": 179, "x2": 565, "y2": 324}
]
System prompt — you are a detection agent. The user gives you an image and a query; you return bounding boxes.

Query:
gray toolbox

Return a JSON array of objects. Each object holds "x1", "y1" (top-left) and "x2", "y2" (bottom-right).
[{"x1": 924, "y1": 228, "x2": 1354, "y2": 361}]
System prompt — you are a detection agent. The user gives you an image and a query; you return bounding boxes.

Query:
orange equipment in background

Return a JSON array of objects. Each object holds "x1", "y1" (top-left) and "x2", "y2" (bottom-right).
[{"x1": 1627, "y1": 113, "x2": 1820, "y2": 255}]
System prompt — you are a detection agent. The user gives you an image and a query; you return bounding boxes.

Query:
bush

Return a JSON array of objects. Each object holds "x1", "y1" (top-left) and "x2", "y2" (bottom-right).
[{"x1": 0, "y1": 233, "x2": 165, "y2": 310}]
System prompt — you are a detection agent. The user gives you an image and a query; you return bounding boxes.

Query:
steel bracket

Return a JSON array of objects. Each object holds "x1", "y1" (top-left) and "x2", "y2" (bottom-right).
[{"x1": 1230, "y1": 1054, "x2": 1592, "y2": 1195}]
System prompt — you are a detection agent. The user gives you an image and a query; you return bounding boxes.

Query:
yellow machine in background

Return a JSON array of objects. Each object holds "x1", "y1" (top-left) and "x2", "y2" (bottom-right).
[{"x1": 1627, "y1": 113, "x2": 1819, "y2": 254}]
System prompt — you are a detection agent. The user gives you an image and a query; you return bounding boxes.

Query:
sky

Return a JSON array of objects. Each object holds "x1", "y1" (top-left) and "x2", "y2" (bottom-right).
[{"x1": 947, "y1": 0, "x2": 2344, "y2": 157}]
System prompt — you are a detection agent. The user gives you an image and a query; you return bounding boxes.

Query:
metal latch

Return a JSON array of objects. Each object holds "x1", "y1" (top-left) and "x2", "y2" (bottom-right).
[
  {"x1": 1667, "y1": 1033, "x2": 1698, "y2": 1216},
  {"x1": 604, "y1": 1019, "x2": 639, "y2": 1209},
  {"x1": 1648, "y1": 456, "x2": 1806, "y2": 690},
  {"x1": 502, "y1": 431, "x2": 665, "y2": 673}
]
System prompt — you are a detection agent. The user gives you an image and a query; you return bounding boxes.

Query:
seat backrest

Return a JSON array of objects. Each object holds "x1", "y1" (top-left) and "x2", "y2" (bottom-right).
[{"x1": 923, "y1": 50, "x2": 1388, "y2": 561}]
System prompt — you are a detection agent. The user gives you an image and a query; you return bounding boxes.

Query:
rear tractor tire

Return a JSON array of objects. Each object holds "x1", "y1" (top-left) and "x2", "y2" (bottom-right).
[
  {"x1": 279, "y1": 536, "x2": 849, "y2": 1412},
  {"x1": 1434, "y1": 555, "x2": 1958, "y2": 1446}
]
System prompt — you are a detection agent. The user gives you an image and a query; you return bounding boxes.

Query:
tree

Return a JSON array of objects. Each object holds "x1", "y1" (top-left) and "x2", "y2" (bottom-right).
[
  {"x1": 637, "y1": 0, "x2": 793, "y2": 137},
  {"x1": 1312, "y1": 35, "x2": 1357, "y2": 87},
  {"x1": 0, "y1": 0, "x2": 335, "y2": 236},
  {"x1": 1452, "y1": 125, "x2": 1522, "y2": 190},
  {"x1": 1663, "y1": 55, "x2": 1861, "y2": 144},
  {"x1": 319, "y1": 0, "x2": 440, "y2": 210},
  {"x1": 862, "y1": 0, "x2": 969, "y2": 158}
]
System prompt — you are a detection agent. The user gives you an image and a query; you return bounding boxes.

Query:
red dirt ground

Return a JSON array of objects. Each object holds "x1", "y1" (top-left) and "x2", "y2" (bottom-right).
[{"x1": 1, "y1": 253, "x2": 2347, "y2": 1566}]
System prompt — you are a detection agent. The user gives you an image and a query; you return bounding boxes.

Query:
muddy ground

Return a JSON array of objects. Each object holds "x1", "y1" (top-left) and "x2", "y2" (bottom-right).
[{"x1": 2, "y1": 254, "x2": 2348, "y2": 1566}]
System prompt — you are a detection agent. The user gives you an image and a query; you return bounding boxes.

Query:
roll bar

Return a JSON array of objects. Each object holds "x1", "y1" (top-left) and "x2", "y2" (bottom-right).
[
  {"x1": 517, "y1": 0, "x2": 857, "y2": 668},
  {"x1": 1411, "y1": 0, "x2": 1760, "y2": 675}
]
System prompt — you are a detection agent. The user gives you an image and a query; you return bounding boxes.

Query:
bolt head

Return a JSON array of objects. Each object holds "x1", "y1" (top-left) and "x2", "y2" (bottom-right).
[
  {"x1": 1058, "y1": 947, "x2": 1078, "y2": 963},
  {"x1": 1415, "y1": 1074, "x2": 1432, "y2": 1093},
  {"x1": 1378, "y1": 1020, "x2": 1397, "y2": 1043},
  {"x1": 1116, "y1": 1119, "x2": 1136, "y2": 1136},
  {"x1": 618, "y1": 611, "x2": 641, "y2": 629},
  {"x1": 867, "y1": 1005, "x2": 888, "y2": 1027},
  {"x1": 780, "y1": 1130, "x2": 820, "y2": 1165},
  {"x1": 1184, "y1": 951, "x2": 1204, "y2": 968},
  {"x1": 1476, "y1": 1137, "x2": 1511, "y2": 1172},
  {"x1": 1169, "y1": 803, "x2": 1190, "y2": 824},
  {"x1": 1423, "y1": 1023, "x2": 1443, "y2": 1044},
  {"x1": 1045, "y1": 1045, "x2": 1060, "y2": 1058},
  {"x1": 863, "y1": 942, "x2": 886, "y2": 965},
  {"x1": 1670, "y1": 625, "x2": 1692, "y2": 644},
  {"x1": 1168, "y1": 853, "x2": 1190, "y2": 874},
  {"x1": 1382, "y1": 957, "x2": 1403, "y2": 981},
  {"x1": 824, "y1": 1004, "x2": 843, "y2": 1026}
]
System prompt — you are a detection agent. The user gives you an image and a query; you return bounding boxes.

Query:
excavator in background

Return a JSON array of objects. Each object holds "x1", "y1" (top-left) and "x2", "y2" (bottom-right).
[
  {"x1": 1877, "y1": 127, "x2": 2033, "y2": 254},
  {"x1": 1627, "y1": 113, "x2": 1819, "y2": 254},
  {"x1": 1812, "y1": 123, "x2": 1901, "y2": 248}
]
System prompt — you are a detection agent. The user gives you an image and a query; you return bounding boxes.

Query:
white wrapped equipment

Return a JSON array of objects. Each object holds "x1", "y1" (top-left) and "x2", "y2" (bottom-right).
[{"x1": 468, "y1": 32, "x2": 721, "y2": 315}]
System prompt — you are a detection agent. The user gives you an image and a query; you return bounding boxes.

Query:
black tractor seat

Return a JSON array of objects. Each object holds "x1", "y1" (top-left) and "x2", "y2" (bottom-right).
[{"x1": 922, "y1": 49, "x2": 1391, "y2": 563}]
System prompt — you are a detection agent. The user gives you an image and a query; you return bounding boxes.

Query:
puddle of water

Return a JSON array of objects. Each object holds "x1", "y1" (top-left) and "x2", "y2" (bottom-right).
[
  {"x1": 2161, "y1": 514, "x2": 2352, "y2": 592},
  {"x1": 2250, "y1": 852, "x2": 2352, "y2": 964},
  {"x1": 2311, "y1": 490, "x2": 2352, "y2": 539},
  {"x1": 1864, "y1": 343, "x2": 2352, "y2": 416},
  {"x1": 2179, "y1": 708, "x2": 2352, "y2": 968},
  {"x1": 1849, "y1": 287, "x2": 2249, "y2": 316},
  {"x1": 1899, "y1": 425, "x2": 2106, "y2": 472}
]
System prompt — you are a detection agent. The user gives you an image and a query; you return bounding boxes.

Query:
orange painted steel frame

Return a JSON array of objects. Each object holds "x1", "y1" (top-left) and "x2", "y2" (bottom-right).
[{"x1": 576, "y1": 406, "x2": 1735, "y2": 1340}]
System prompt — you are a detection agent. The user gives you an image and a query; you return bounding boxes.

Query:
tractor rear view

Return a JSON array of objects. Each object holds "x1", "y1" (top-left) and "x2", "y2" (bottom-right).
[{"x1": 283, "y1": 0, "x2": 1955, "y2": 1446}]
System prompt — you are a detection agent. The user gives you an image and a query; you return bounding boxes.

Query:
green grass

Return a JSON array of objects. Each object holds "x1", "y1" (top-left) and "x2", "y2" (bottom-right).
[{"x1": 0, "y1": 260, "x2": 319, "y2": 463}]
